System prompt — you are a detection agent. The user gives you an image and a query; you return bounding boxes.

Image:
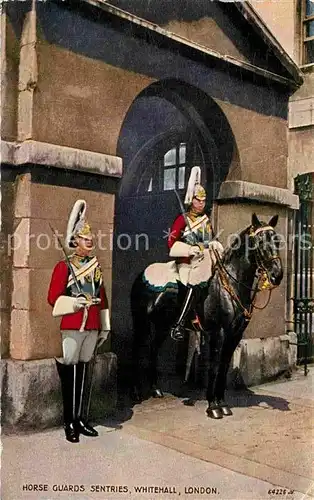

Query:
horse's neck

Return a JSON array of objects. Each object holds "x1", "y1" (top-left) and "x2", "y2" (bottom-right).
[{"x1": 224, "y1": 250, "x2": 257, "y2": 298}]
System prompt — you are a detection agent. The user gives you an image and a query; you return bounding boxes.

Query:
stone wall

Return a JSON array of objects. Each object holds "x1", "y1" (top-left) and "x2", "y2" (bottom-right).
[
  {"x1": 249, "y1": 0, "x2": 297, "y2": 62},
  {"x1": 33, "y1": 41, "x2": 153, "y2": 156},
  {"x1": 1, "y1": 12, "x2": 19, "y2": 142},
  {"x1": 1, "y1": 180, "x2": 15, "y2": 357},
  {"x1": 217, "y1": 100, "x2": 289, "y2": 189},
  {"x1": 288, "y1": 73, "x2": 314, "y2": 189}
]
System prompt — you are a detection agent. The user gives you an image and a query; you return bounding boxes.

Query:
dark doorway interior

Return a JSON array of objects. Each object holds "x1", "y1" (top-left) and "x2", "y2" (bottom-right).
[{"x1": 112, "y1": 80, "x2": 236, "y2": 388}]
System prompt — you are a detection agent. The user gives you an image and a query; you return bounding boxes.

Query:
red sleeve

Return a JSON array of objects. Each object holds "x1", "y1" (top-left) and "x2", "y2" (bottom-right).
[
  {"x1": 100, "y1": 284, "x2": 109, "y2": 310},
  {"x1": 47, "y1": 261, "x2": 69, "y2": 307},
  {"x1": 168, "y1": 214, "x2": 186, "y2": 249}
]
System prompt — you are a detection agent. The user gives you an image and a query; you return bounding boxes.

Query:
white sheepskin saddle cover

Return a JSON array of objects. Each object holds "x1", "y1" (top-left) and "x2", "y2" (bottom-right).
[{"x1": 143, "y1": 261, "x2": 180, "y2": 292}]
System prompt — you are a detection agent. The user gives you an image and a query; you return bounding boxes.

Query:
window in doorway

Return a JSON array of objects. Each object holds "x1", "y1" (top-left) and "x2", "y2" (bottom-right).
[
  {"x1": 163, "y1": 142, "x2": 186, "y2": 191},
  {"x1": 136, "y1": 134, "x2": 205, "y2": 196},
  {"x1": 301, "y1": 0, "x2": 314, "y2": 65}
]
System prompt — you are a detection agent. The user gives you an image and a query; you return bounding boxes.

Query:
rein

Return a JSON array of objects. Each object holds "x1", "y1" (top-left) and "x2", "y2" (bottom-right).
[{"x1": 213, "y1": 226, "x2": 281, "y2": 320}]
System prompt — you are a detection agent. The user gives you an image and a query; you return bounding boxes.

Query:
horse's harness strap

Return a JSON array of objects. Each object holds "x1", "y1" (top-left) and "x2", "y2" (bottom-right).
[
  {"x1": 250, "y1": 225, "x2": 274, "y2": 236},
  {"x1": 213, "y1": 249, "x2": 253, "y2": 320},
  {"x1": 213, "y1": 238, "x2": 279, "y2": 319}
]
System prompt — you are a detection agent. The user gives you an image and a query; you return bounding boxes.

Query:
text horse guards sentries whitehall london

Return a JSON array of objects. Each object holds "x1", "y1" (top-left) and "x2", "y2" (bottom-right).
[{"x1": 131, "y1": 167, "x2": 283, "y2": 419}]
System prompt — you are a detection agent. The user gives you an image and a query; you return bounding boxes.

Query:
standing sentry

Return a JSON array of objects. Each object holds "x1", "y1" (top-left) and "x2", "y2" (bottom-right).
[{"x1": 47, "y1": 200, "x2": 110, "y2": 443}]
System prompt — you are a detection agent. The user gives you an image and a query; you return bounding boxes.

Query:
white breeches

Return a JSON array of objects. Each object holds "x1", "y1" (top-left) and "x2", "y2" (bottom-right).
[{"x1": 60, "y1": 330, "x2": 98, "y2": 365}]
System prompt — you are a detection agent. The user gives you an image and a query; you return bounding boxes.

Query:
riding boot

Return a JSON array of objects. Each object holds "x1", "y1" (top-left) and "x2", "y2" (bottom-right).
[
  {"x1": 75, "y1": 361, "x2": 98, "y2": 437},
  {"x1": 55, "y1": 360, "x2": 80, "y2": 443},
  {"x1": 170, "y1": 286, "x2": 195, "y2": 341}
]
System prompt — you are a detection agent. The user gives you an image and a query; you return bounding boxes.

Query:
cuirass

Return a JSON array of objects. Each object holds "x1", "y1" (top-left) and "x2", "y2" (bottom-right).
[
  {"x1": 182, "y1": 213, "x2": 213, "y2": 247},
  {"x1": 66, "y1": 254, "x2": 103, "y2": 299}
]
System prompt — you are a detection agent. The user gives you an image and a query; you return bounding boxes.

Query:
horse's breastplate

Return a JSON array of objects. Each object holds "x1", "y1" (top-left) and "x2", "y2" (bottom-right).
[
  {"x1": 182, "y1": 214, "x2": 213, "y2": 247},
  {"x1": 66, "y1": 255, "x2": 103, "y2": 299}
]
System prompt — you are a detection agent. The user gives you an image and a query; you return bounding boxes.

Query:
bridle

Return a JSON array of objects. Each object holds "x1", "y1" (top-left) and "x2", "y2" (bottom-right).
[
  {"x1": 249, "y1": 225, "x2": 282, "y2": 290},
  {"x1": 214, "y1": 225, "x2": 282, "y2": 320}
]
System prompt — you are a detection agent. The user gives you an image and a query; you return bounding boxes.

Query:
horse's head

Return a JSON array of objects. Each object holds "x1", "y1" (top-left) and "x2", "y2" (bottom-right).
[{"x1": 248, "y1": 213, "x2": 283, "y2": 287}]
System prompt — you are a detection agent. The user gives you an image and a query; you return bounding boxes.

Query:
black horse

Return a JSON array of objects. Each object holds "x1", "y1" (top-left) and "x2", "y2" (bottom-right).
[{"x1": 131, "y1": 213, "x2": 283, "y2": 418}]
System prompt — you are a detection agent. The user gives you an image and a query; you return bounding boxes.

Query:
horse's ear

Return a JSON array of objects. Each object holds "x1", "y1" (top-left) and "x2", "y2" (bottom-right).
[
  {"x1": 252, "y1": 213, "x2": 261, "y2": 228},
  {"x1": 269, "y1": 215, "x2": 279, "y2": 228}
]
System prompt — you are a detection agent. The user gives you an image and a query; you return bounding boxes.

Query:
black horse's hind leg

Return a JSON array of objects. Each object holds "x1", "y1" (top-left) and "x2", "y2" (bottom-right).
[
  {"x1": 131, "y1": 312, "x2": 154, "y2": 402},
  {"x1": 132, "y1": 315, "x2": 169, "y2": 401},
  {"x1": 214, "y1": 329, "x2": 245, "y2": 416},
  {"x1": 150, "y1": 326, "x2": 169, "y2": 398},
  {"x1": 206, "y1": 327, "x2": 225, "y2": 419}
]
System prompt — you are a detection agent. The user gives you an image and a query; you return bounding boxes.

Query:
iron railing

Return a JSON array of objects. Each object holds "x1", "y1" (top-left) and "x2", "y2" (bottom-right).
[{"x1": 293, "y1": 172, "x2": 314, "y2": 375}]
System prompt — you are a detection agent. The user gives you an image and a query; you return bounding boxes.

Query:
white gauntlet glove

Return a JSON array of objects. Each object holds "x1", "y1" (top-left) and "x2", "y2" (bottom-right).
[
  {"x1": 97, "y1": 330, "x2": 110, "y2": 348},
  {"x1": 97, "y1": 309, "x2": 111, "y2": 348},
  {"x1": 73, "y1": 296, "x2": 89, "y2": 312},
  {"x1": 52, "y1": 295, "x2": 89, "y2": 317},
  {"x1": 188, "y1": 245, "x2": 203, "y2": 257}
]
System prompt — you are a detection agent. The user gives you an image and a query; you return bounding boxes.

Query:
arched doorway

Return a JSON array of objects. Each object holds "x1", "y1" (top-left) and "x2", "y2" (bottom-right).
[{"x1": 112, "y1": 79, "x2": 237, "y2": 380}]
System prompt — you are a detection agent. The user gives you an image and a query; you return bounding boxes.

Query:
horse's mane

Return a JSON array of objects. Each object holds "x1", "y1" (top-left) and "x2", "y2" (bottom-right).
[{"x1": 222, "y1": 226, "x2": 250, "y2": 263}]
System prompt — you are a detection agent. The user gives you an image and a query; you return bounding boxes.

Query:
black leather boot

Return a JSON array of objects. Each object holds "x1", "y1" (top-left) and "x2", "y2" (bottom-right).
[
  {"x1": 55, "y1": 360, "x2": 80, "y2": 443},
  {"x1": 75, "y1": 361, "x2": 98, "y2": 437},
  {"x1": 170, "y1": 286, "x2": 195, "y2": 341}
]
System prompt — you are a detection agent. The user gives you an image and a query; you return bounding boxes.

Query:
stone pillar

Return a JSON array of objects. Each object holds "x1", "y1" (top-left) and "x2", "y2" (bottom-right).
[
  {"x1": 1, "y1": 140, "x2": 122, "y2": 430},
  {"x1": 17, "y1": 0, "x2": 37, "y2": 141},
  {"x1": 217, "y1": 180, "x2": 300, "y2": 384}
]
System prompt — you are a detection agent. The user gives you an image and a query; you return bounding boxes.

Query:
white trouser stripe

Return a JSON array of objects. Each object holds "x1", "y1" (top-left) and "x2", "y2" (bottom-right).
[
  {"x1": 78, "y1": 363, "x2": 86, "y2": 417},
  {"x1": 73, "y1": 365, "x2": 76, "y2": 420}
]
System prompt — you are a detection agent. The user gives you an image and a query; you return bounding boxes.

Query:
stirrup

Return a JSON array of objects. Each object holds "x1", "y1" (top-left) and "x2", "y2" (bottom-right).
[{"x1": 170, "y1": 324, "x2": 185, "y2": 341}]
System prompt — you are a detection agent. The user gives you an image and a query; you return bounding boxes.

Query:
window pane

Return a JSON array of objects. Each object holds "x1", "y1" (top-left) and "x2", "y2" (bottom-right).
[
  {"x1": 178, "y1": 166, "x2": 185, "y2": 189},
  {"x1": 305, "y1": 40, "x2": 314, "y2": 63},
  {"x1": 164, "y1": 148, "x2": 176, "y2": 166},
  {"x1": 164, "y1": 168, "x2": 176, "y2": 191},
  {"x1": 179, "y1": 143, "x2": 186, "y2": 164},
  {"x1": 147, "y1": 178, "x2": 153, "y2": 192},
  {"x1": 306, "y1": 0, "x2": 314, "y2": 17},
  {"x1": 306, "y1": 20, "x2": 314, "y2": 37}
]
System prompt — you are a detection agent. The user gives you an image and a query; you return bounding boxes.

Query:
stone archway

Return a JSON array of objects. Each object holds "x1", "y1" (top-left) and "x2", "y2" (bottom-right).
[{"x1": 112, "y1": 79, "x2": 238, "y2": 378}]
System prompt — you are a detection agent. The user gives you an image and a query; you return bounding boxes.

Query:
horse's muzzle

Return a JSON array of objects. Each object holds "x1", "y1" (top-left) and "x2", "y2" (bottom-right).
[{"x1": 269, "y1": 258, "x2": 283, "y2": 286}]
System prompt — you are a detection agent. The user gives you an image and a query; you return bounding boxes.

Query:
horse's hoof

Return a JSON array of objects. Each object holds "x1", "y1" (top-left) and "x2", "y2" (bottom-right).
[
  {"x1": 217, "y1": 400, "x2": 233, "y2": 416},
  {"x1": 220, "y1": 405, "x2": 233, "y2": 416},
  {"x1": 152, "y1": 388, "x2": 164, "y2": 398},
  {"x1": 206, "y1": 407, "x2": 223, "y2": 419}
]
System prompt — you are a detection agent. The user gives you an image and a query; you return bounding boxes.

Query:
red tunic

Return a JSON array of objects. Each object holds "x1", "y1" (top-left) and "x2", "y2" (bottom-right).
[
  {"x1": 47, "y1": 260, "x2": 108, "y2": 331},
  {"x1": 168, "y1": 214, "x2": 191, "y2": 264}
]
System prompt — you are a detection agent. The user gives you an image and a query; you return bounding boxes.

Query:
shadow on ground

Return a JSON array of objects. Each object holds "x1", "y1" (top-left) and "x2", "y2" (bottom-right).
[{"x1": 97, "y1": 372, "x2": 291, "y2": 432}]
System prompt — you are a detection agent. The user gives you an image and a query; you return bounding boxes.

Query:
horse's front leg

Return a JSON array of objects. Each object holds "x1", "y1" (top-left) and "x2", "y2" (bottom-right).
[
  {"x1": 206, "y1": 327, "x2": 225, "y2": 419},
  {"x1": 214, "y1": 327, "x2": 247, "y2": 416}
]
